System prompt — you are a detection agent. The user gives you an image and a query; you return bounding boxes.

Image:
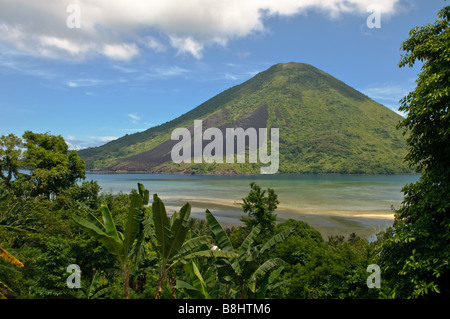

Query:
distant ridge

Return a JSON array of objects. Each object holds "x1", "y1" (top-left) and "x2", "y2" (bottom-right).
[{"x1": 79, "y1": 62, "x2": 410, "y2": 174}]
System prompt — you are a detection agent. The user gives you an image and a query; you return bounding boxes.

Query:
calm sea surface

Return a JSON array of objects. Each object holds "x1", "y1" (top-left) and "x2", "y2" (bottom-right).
[{"x1": 85, "y1": 172, "x2": 420, "y2": 240}]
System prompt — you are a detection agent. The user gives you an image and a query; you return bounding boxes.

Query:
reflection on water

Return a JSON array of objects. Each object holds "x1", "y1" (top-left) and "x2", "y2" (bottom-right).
[{"x1": 84, "y1": 172, "x2": 420, "y2": 240}]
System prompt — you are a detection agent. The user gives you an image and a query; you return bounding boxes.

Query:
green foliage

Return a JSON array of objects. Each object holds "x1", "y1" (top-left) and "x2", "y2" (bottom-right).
[
  {"x1": 269, "y1": 220, "x2": 378, "y2": 299},
  {"x1": 240, "y1": 182, "x2": 279, "y2": 237},
  {"x1": 176, "y1": 259, "x2": 213, "y2": 299},
  {"x1": 1, "y1": 169, "x2": 386, "y2": 299},
  {"x1": 55, "y1": 180, "x2": 101, "y2": 212},
  {"x1": 206, "y1": 209, "x2": 293, "y2": 298},
  {"x1": 398, "y1": 6, "x2": 450, "y2": 177},
  {"x1": 2, "y1": 130, "x2": 412, "y2": 300},
  {"x1": 376, "y1": 5, "x2": 450, "y2": 299},
  {"x1": 151, "y1": 194, "x2": 193, "y2": 298},
  {"x1": 22, "y1": 131, "x2": 86, "y2": 197},
  {"x1": 152, "y1": 194, "x2": 191, "y2": 261},
  {"x1": 73, "y1": 270, "x2": 111, "y2": 299},
  {"x1": 0, "y1": 134, "x2": 23, "y2": 188},
  {"x1": 150, "y1": 195, "x2": 236, "y2": 298},
  {"x1": 29, "y1": 237, "x2": 75, "y2": 298},
  {"x1": 73, "y1": 183, "x2": 148, "y2": 298}
]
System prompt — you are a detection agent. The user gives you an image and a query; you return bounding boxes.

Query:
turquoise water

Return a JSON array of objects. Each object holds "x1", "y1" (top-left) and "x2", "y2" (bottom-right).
[{"x1": 85, "y1": 172, "x2": 420, "y2": 239}]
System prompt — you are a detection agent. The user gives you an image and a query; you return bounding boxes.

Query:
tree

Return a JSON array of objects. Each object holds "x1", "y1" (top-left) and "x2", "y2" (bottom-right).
[
  {"x1": 22, "y1": 131, "x2": 85, "y2": 197},
  {"x1": 0, "y1": 134, "x2": 23, "y2": 189},
  {"x1": 150, "y1": 195, "x2": 231, "y2": 299},
  {"x1": 73, "y1": 183, "x2": 148, "y2": 299},
  {"x1": 240, "y1": 182, "x2": 279, "y2": 236},
  {"x1": 206, "y1": 210, "x2": 293, "y2": 298},
  {"x1": 175, "y1": 259, "x2": 215, "y2": 299},
  {"x1": 151, "y1": 194, "x2": 194, "y2": 299},
  {"x1": 377, "y1": 6, "x2": 450, "y2": 298}
]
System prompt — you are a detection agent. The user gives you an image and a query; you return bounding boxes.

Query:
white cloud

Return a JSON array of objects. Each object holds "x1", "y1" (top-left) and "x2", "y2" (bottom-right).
[
  {"x1": 360, "y1": 81, "x2": 415, "y2": 115},
  {"x1": 151, "y1": 66, "x2": 189, "y2": 78},
  {"x1": 361, "y1": 83, "x2": 413, "y2": 105},
  {"x1": 0, "y1": 45, "x2": 59, "y2": 79},
  {"x1": 127, "y1": 113, "x2": 142, "y2": 124},
  {"x1": 103, "y1": 43, "x2": 139, "y2": 61},
  {"x1": 92, "y1": 136, "x2": 119, "y2": 143},
  {"x1": 362, "y1": 85, "x2": 411, "y2": 102},
  {"x1": 40, "y1": 36, "x2": 93, "y2": 56},
  {"x1": 142, "y1": 36, "x2": 167, "y2": 53},
  {"x1": 65, "y1": 78, "x2": 104, "y2": 88},
  {"x1": 66, "y1": 135, "x2": 118, "y2": 150},
  {"x1": 0, "y1": 0, "x2": 402, "y2": 60},
  {"x1": 169, "y1": 36, "x2": 205, "y2": 59}
]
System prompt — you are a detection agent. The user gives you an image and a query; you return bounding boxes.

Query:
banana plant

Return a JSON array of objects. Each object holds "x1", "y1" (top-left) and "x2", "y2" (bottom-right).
[
  {"x1": 205, "y1": 209, "x2": 293, "y2": 299},
  {"x1": 73, "y1": 270, "x2": 111, "y2": 299},
  {"x1": 151, "y1": 194, "x2": 236, "y2": 299},
  {"x1": 73, "y1": 183, "x2": 149, "y2": 299},
  {"x1": 175, "y1": 259, "x2": 214, "y2": 299}
]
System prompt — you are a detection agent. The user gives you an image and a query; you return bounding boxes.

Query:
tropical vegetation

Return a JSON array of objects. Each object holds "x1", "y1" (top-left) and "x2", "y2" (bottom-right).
[
  {"x1": 0, "y1": 131, "x2": 378, "y2": 299},
  {"x1": 0, "y1": 5, "x2": 449, "y2": 300}
]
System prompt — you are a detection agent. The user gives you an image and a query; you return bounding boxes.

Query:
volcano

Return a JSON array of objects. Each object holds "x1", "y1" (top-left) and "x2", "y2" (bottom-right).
[{"x1": 79, "y1": 62, "x2": 409, "y2": 174}]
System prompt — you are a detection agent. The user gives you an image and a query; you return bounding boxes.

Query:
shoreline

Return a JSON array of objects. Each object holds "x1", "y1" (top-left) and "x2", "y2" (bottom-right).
[
  {"x1": 84, "y1": 172, "x2": 413, "y2": 241},
  {"x1": 86, "y1": 169, "x2": 418, "y2": 178},
  {"x1": 162, "y1": 196, "x2": 395, "y2": 241},
  {"x1": 163, "y1": 196, "x2": 395, "y2": 220}
]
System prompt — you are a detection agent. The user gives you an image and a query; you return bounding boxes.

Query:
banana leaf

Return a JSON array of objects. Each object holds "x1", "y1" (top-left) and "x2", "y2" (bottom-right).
[
  {"x1": 123, "y1": 193, "x2": 143, "y2": 255},
  {"x1": 205, "y1": 209, "x2": 234, "y2": 252},
  {"x1": 167, "y1": 202, "x2": 191, "y2": 259},
  {"x1": 72, "y1": 214, "x2": 124, "y2": 261},
  {"x1": 0, "y1": 247, "x2": 23, "y2": 268},
  {"x1": 172, "y1": 235, "x2": 211, "y2": 262},
  {"x1": 238, "y1": 224, "x2": 261, "y2": 261},
  {"x1": 260, "y1": 227, "x2": 294, "y2": 255},
  {"x1": 100, "y1": 203, "x2": 121, "y2": 244},
  {"x1": 137, "y1": 183, "x2": 149, "y2": 205},
  {"x1": 152, "y1": 194, "x2": 173, "y2": 259},
  {"x1": 251, "y1": 258, "x2": 286, "y2": 283}
]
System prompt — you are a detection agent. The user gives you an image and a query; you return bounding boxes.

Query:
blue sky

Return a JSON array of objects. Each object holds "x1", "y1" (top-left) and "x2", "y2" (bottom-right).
[{"x1": 0, "y1": 0, "x2": 446, "y2": 150}]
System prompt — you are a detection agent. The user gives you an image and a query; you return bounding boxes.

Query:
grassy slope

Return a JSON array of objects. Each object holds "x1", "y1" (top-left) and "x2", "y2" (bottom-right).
[
  {"x1": 269, "y1": 63, "x2": 408, "y2": 173},
  {"x1": 79, "y1": 63, "x2": 409, "y2": 174}
]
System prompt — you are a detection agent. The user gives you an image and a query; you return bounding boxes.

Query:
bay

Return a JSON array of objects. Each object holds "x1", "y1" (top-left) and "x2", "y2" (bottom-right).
[{"x1": 86, "y1": 172, "x2": 420, "y2": 241}]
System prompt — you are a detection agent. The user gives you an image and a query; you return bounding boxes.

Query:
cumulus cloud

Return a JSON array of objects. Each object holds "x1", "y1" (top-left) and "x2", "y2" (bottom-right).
[{"x1": 0, "y1": 0, "x2": 402, "y2": 60}]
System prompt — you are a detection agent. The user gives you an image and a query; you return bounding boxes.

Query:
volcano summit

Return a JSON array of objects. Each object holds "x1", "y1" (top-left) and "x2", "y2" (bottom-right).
[{"x1": 79, "y1": 63, "x2": 409, "y2": 175}]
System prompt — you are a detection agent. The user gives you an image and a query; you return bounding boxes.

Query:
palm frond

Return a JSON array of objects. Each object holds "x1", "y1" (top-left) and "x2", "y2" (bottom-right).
[{"x1": 0, "y1": 247, "x2": 23, "y2": 268}]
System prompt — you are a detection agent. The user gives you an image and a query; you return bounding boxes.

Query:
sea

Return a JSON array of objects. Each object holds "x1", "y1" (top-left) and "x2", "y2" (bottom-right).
[{"x1": 85, "y1": 172, "x2": 420, "y2": 241}]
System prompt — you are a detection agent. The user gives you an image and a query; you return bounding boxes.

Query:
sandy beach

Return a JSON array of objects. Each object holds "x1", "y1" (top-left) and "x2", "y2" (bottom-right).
[{"x1": 163, "y1": 196, "x2": 395, "y2": 241}]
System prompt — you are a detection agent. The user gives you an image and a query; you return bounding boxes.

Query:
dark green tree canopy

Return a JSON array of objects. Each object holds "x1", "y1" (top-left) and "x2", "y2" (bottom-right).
[
  {"x1": 378, "y1": 5, "x2": 450, "y2": 299},
  {"x1": 22, "y1": 131, "x2": 86, "y2": 197},
  {"x1": 0, "y1": 134, "x2": 23, "y2": 188},
  {"x1": 398, "y1": 5, "x2": 450, "y2": 178},
  {"x1": 240, "y1": 182, "x2": 279, "y2": 235}
]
